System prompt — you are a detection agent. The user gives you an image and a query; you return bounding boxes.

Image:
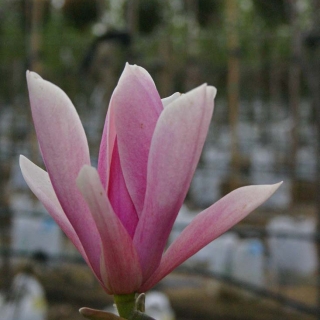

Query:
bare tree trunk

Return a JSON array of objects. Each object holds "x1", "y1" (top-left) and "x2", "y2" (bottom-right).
[
  {"x1": 226, "y1": 0, "x2": 240, "y2": 189},
  {"x1": 0, "y1": 163, "x2": 12, "y2": 290},
  {"x1": 286, "y1": 0, "x2": 302, "y2": 185},
  {"x1": 303, "y1": 1, "x2": 320, "y2": 318},
  {"x1": 29, "y1": 0, "x2": 45, "y2": 73},
  {"x1": 314, "y1": 48, "x2": 320, "y2": 320},
  {"x1": 312, "y1": 0, "x2": 320, "y2": 24},
  {"x1": 156, "y1": 1, "x2": 174, "y2": 97},
  {"x1": 0, "y1": 0, "x2": 46, "y2": 290},
  {"x1": 126, "y1": 0, "x2": 140, "y2": 37},
  {"x1": 158, "y1": 33, "x2": 173, "y2": 97},
  {"x1": 184, "y1": 0, "x2": 199, "y2": 56},
  {"x1": 28, "y1": 0, "x2": 45, "y2": 161},
  {"x1": 269, "y1": 46, "x2": 282, "y2": 121}
]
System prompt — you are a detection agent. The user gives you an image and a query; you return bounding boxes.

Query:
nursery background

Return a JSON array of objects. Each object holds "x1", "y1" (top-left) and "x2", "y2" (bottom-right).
[{"x1": 1, "y1": 0, "x2": 320, "y2": 319}]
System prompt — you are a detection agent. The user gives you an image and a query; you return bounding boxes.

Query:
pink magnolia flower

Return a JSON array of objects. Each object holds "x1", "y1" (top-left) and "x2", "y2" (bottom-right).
[{"x1": 20, "y1": 64, "x2": 280, "y2": 295}]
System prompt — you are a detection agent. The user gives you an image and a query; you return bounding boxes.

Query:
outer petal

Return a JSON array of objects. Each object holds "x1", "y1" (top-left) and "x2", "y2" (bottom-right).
[
  {"x1": 140, "y1": 183, "x2": 282, "y2": 292},
  {"x1": 26, "y1": 72, "x2": 100, "y2": 275},
  {"x1": 98, "y1": 99, "x2": 139, "y2": 237},
  {"x1": 19, "y1": 156, "x2": 109, "y2": 291},
  {"x1": 134, "y1": 85, "x2": 216, "y2": 279},
  {"x1": 19, "y1": 156, "x2": 86, "y2": 260},
  {"x1": 113, "y1": 64, "x2": 163, "y2": 216},
  {"x1": 77, "y1": 165, "x2": 142, "y2": 294}
]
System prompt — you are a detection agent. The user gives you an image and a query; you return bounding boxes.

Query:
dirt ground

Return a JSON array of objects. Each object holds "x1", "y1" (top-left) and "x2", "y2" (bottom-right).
[{"x1": 38, "y1": 266, "x2": 317, "y2": 320}]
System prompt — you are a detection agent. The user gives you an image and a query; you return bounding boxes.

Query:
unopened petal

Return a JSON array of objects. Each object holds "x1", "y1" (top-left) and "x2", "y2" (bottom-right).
[
  {"x1": 140, "y1": 183, "x2": 282, "y2": 291},
  {"x1": 98, "y1": 94, "x2": 117, "y2": 189},
  {"x1": 26, "y1": 72, "x2": 100, "y2": 274},
  {"x1": 108, "y1": 139, "x2": 138, "y2": 238},
  {"x1": 134, "y1": 85, "x2": 216, "y2": 279},
  {"x1": 77, "y1": 165, "x2": 142, "y2": 294}
]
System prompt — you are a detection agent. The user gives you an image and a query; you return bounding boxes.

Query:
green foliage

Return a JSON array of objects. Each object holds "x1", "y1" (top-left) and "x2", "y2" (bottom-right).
[
  {"x1": 62, "y1": 0, "x2": 99, "y2": 30},
  {"x1": 253, "y1": 0, "x2": 289, "y2": 27},
  {"x1": 138, "y1": 0, "x2": 164, "y2": 34},
  {"x1": 41, "y1": 9, "x2": 94, "y2": 99},
  {"x1": 0, "y1": 2, "x2": 26, "y2": 100},
  {"x1": 197, "y1": 0, "x2": 223, "y2": 27},
  {"x1": 0, "y1": 0, "x2": 311, "y2": 105}
]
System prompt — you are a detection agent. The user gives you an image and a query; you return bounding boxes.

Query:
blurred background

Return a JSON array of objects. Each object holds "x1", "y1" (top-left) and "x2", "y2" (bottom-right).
[{"x1": 1, "y1": 0, "x2": 320, "y2": 319}]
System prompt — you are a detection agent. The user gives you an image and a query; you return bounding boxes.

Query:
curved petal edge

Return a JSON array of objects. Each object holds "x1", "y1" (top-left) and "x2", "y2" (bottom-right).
[{"x1": 140, "y1": 182, "x2": 282, "y2": 292}]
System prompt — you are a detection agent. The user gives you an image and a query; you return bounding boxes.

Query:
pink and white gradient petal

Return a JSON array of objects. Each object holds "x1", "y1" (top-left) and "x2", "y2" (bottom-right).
[
  {"x1": 26, "y1": 72, "x2": 101, "y2": 275},
  {"x1": 19, "y1": 156, "x2": 105, "y2": 282},
  {"x1": 140, "y1": 183, "x2": 282, "y2": 292},
  {"x1": 134, "y1": 85, "x2": 216, "y2": 279},
  {"x1": 113, "y1": 64, "x2": 163, "y2": 216},
  {"x1": 108, "y1": 139, "x2": 138, "y2": 238},
  {"x1": 98, "y1": 94, "x2": 117, "y2": 189},
  {"x1": 77, "y1": 165, "x2": 143, "y2": 294}
]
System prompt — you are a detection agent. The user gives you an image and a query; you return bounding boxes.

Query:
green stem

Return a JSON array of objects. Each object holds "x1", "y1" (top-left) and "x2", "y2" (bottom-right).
[{"x1": 113, "y1": 293, "x2": 136, "y2": 319}]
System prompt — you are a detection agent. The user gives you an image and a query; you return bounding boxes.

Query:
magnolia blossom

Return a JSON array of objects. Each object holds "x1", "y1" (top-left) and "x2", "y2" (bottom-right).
[{"x1": 20, "y1": 64, "x2": 280, "y2": 295}]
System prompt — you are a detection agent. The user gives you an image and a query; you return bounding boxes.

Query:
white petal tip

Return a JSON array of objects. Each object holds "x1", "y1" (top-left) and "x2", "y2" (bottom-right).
[
  {"x1": 26, "y1": 70, "x2": 42, "y2": 82},
  {"x1": 19, "y1": 155, "x2": 29, "y2": 168},
  {"x1": 124, "y1": 63, "x2": 135, "y2": 71},
  {"x1": 261, "y1": 181, "x2": 283, "y2": 198},
  {"x1": 274, "y1": 181, "x2": 283, "y2": 189},
  {"x1": 207, "y1": 85, "x2": 217, "y2": 100},
  {"x1": 162, "y1": 92, "x2": 182, "y2": 108},
  {"x1": 76, "y1": 165, "x2": 98, "y2": 187},
  {"x1": 212, "y1": 86, "x2": 217, "y2": 99},
  {"x1": 124, "y1": 63, "x2": 147, "y2": 76}
]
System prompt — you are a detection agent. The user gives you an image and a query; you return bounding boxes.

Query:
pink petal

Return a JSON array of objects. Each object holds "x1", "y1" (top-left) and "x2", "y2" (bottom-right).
[
  {"x1": 77, "y1": 165, "x2": 142, "y2": 294},
  {"x1": 26, "y1": 71, "x2": 100, "y2": 274},
  {"x1": 108, "y1": 139, "x2": 138, "y2": 238},
  {"x1": 134, "y1": 85, "x2": 216, "y2": 279},
  {"x1": 113, "y1": 64, "x2": 163, "y2": 216},
  {"x1": 19, "y1": 156, "x2": 104, "y2": 281},
  {"x1": 140, "y1": 183, "x2": 282, "y2": 292}
]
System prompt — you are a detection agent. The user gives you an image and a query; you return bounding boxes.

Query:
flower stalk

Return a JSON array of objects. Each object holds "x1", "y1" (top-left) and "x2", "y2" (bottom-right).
[
  {"x1": 79, "y1": 294, "x2": 154, "y2": 320},
  {"x1": 114, "y1": 293, "x2": 136, "y2": 319}
]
